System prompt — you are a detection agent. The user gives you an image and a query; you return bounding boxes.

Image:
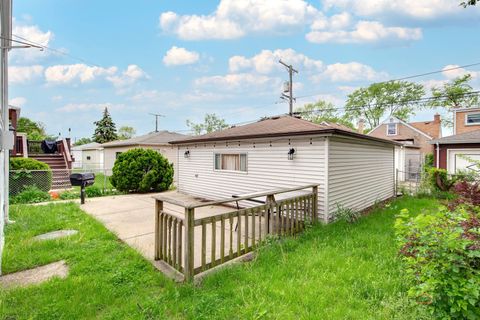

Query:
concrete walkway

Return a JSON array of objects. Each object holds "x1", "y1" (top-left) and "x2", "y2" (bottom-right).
[{"x1": 80, "y1": 192, "x2": 236, "y2": 265}]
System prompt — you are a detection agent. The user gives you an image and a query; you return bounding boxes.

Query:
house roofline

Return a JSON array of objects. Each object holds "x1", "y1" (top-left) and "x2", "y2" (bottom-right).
[
  {"x1": 170, "y1": 128, "x2": 402, "y2": 146},
  {"x1": 367, "y1": 116, "x2": 434, "y2": 140}
]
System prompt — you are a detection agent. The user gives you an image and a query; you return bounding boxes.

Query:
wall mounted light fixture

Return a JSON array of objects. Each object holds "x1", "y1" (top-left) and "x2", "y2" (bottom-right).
[
  {"x1": 288, "y1": 148, "x2": 295, "y2": 160},
  {"x1": 184, "y1": 150, "x2": 190, "y2": 158}
]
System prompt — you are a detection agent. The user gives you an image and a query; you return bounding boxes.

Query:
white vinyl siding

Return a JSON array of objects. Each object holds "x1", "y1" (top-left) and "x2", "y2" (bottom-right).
[
  {"x1": 327, "y1": 136, "x2": 394, "y2": 218},
  {"x1": 178, "y1": 137, "x2": 328, "y2": 220}
]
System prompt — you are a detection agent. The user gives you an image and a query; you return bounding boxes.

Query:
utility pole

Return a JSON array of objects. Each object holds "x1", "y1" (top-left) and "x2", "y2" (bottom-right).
[
  {"x1": 0, "y1": 0, "x2": 11, "y2": 276},
  {"x1": 149, "y1": 113, "x2": 165, "y2": 132},
  {"x1": 279, "y1": 60, "x2": 298, "y2": 116}
]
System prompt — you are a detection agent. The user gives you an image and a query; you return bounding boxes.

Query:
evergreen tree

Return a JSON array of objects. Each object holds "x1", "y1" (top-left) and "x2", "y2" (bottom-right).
[{"x1": 92, "y1": 107, "x2": 118, "y2": 143}]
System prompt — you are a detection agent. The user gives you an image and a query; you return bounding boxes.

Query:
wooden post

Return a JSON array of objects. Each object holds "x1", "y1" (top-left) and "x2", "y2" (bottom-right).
[
  {"x1": 154, "y1": 200, "x2": 163, "y2": 260},
  {"x1": 265, "y1": 194, "x2": 275, "y2": 235},
  {"x1": 312, "y1": 186, "x2": 318, "y2": 223},
  {"x1": 184, "y1": 207, "x2": 195, "y2": 282},
  {"x1": 395, "y1": 168, "x2": 399, "y2": 198}
]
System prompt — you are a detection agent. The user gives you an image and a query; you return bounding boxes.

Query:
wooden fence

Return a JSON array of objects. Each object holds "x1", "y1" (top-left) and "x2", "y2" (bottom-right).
[{"x1": 154, "y1": 184, "x2": 318, "y2": 282}]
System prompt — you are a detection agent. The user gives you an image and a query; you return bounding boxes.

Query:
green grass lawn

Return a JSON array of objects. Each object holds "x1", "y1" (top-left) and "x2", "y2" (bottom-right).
[
  {"x1": 0, "y1": 197, "x2": 439, "y2": 319},
  {"x1": 72, "y1": 173, "x2": 115, "y2": 192}
]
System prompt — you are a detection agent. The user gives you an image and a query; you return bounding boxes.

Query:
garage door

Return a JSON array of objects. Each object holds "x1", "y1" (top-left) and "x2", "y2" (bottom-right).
[{"x1": 447, "y1": 149, "x2": 480, "y2": 174}]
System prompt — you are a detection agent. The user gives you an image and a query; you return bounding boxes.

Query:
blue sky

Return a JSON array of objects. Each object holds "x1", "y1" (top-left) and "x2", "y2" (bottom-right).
[{"x1": 9, "y1": 0, "x2": 480, "y2": 141}]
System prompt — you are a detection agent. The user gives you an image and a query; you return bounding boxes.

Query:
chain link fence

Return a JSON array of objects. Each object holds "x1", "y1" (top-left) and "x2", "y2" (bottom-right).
[{"x1": 9, "y1": 167, "x2": 116, "y2": 197}]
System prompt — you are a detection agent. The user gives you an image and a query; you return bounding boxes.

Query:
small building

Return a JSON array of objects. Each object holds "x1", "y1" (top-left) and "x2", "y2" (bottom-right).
[
  {"x1": 170, "y1": 115, "x2": 399, "y2": 222},
  {"x1": 432, "y1": 107, "x2": 480, "y2": 173},
  {"x1": 368, "y1": 114, "x2": 442, "y2": 180},
  {"x1": 71, "y1": 142, "x2": 104, "y2": 170},
  {"x1": 101, "y1": 130, "x2": 186, "y2": 177}
]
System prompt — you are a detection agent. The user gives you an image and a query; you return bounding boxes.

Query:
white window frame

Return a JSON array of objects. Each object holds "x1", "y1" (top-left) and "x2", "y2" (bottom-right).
[
  {"x1": 465, "y1": 112, "x2": 480, "y2": 126},
  {"x1": 213, "y1": 153, "x2": 248, "y2": 173},
  {"x1": 386, "y1": 123, "x2": 397, "y2": 136}
]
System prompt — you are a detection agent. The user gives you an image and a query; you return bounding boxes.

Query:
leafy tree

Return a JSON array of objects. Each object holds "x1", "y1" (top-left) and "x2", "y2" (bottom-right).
[
  {"x1": 118, "y1": 126, "x2": 136, "y2": 140},
  {"x1": 460, "y1": 0, "x2": 477, "y2": 7},
  {"x1": 186, "y1": 113, "x2": 229, "y2": 135},
  {"x1": 16, "y1": 117, "x2": 48, "y2": 140},
  {"x1": 345, "y1": 81, "x2": 425, "y2": 130},
  {"x1": 92, "y1": 107, "x2": 118, "y2": 143},
  {"x1": 74, "y1": 137, "x2": 93, "y2": 146},
  {"x1": 295, "y1": 100, "x2": 354, "y2": 129},
  {"x1": 428, "y1": 74, "x2": 479, "y2": 127}
]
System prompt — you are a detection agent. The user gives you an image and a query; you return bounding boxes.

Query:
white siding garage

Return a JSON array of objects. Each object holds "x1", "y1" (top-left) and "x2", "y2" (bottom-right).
[
  {"x1": 172, "y1": 116, "x2": 397, "y2": 222},
  {"x1": 447, "y1": 149, "x2": 480, "y2": 173}
]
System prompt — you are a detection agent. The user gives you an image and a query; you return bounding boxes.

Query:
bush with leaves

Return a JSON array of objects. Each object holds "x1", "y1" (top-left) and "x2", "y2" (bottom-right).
[
  {"x1": 110, "y1": 148, "x2": 173, "y2": 193},
  {"x1": 428, "y1": 167, "x2": 458, "y2": 192},
  {"x1": 334, "y1": 203, "x2": 361, "y2": 223},
  {"x1": 395, "y1": 206, "x2": 480, "y2": 319},
  {"x1": 10, "y1": 185, "x2": 51, "y2": 204},
  {"x1": 9, "y1": 157, "x2": 52, "y2": 195}
]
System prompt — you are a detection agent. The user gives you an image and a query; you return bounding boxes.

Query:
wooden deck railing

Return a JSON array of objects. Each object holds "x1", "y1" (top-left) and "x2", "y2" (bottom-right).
[{"x1": 154, "y1": 184, "x2": 318, "y2": 282}]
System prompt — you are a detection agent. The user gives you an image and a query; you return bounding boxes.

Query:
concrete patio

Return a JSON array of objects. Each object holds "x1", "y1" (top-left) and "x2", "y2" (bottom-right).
[{"x1": 80, "y1": 192, "x2": 242, "y2": 269}]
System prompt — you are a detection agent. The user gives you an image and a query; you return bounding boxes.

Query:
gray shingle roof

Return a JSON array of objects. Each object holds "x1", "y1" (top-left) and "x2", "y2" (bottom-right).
[
  {"x1": 101, "y1": 131, "x2": 186, "y2": 148},
  {"x1": 430, "y1": 129, "x2": 480, "y2": 144},
  {"x1": 170, "y1": 115, "x2": 400, "y2": 145}
]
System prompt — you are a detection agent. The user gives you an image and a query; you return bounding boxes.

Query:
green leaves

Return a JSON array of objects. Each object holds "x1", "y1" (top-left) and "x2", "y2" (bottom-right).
[
  {"x1": 186, "y1": 113, "x2": 228, "y2": 135},
  {"x1": 295, "y1": 100, "x2": 355, "y2": 129},
  {"x1": 110, "y1": 148, "x2": 174, "y2": 193},
  {"x1": 92, "y1": 107, "x2": 118, "y2": 143},
  {"x1": 395, "y1": 205, "x2": 480, "y2": 319},
  {"x1": 345, "y1": 81, "x2": 425, "y2": 130}
]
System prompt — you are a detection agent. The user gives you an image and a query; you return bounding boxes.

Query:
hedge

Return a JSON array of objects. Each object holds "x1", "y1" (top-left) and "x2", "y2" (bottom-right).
[{"x1": 9, "y1": 158, "x2": 52, "y2": 195}]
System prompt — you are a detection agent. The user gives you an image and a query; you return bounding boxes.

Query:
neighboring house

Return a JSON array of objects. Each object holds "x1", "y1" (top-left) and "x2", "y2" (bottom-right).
[
  {"x1": 71, "y1": 142, "x2": 104, "y2": 170},
  {"x1": 101, "y1": 130, "x2": 186, "y2": 177},
  {"x1": 368, "y1": 114, "x2": 442, "y2": 180},
  {"x1": 169, "y1": 115, "x2": 399, "y2": 222},
  {"x1": 431, "y1": 107, "x2": 480, "y2": 174}
]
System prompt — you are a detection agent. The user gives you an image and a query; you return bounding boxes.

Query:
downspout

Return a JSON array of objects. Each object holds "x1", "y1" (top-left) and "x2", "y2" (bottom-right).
[{"x1": 435, "y1": 142, "x2": 440, "y2": 168}]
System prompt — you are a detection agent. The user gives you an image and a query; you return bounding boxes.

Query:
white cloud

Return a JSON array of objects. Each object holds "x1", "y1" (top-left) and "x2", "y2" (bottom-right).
[
  {"x1": 441, "y1": 64, "x2": 479, "y2": 80},
  {"x1": 159, "y1": 0, "x2": 321, "y2": 40},
  {"x1": 56, "y1": 102, "x2": 125, "y2": 113},
  {"x1": 229, "y1": 48, "x2": 323, "y2": 74},
  {"x1": 312, "y1": 62, "x2": 388, "y2": 82},
  {"x1": 194, "y1": 73, "x2": 278, "y2": 91},
  {"x1": 11, "y1": 18, "x2": 55, "y2": 62},
  {"x1": 106, "y1": 64, "x2": 149, "y2": 88},
  {"x1": 9, "y1": 97, "x2": 27, "y2": 107},
  {"x1": 322, "y1": 0, "x2": 477, "y2": 21},
  {"x1": 306, "y1": 20, "x2": 422, "y2": 44},
  {"x1": 9, "y1": 65, "x2": 44, "y2": 84},
  {"x1": 45, "y1": 64, "x2": 117, "y2": 84},
  {"x1": 163, "y1": 46, "x2": 200, "y2": 66}
]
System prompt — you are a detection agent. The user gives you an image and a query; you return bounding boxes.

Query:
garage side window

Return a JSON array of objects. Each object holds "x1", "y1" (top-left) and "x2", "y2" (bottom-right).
[
  {"x1": 214, "y1": 153, "x2": 247, "y2": 172},
  {"x1": 466, "y1": 113, "x2": 480, "y2": 125}
]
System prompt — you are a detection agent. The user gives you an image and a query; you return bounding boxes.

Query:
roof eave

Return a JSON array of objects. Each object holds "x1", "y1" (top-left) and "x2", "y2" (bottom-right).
[{"x1": 170, "y1": 129, "x2": 400, "y2": 146}]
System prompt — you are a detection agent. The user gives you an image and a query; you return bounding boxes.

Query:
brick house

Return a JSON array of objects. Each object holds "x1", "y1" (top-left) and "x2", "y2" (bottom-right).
[{"x1": 431, "y1": 107, "x2": 480, "y2": 173}]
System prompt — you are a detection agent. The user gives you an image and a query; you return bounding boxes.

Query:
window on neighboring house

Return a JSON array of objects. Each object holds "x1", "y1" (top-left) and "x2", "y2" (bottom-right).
[
  {"x1": 214, "y1": 153, "x2": 247, "y2": 172},
  {"x1": 387, "y1": 123, "x2": 397, "y2": 135},
  {"x1": 466, "y1": 112, "x2": 480, "y2": 125},
  {"x1": 115, "y1": 152, "x2": 122, "y2": 159},
  {"x1": 86, "y1": 156, "x2": 91, "y2": 161}
]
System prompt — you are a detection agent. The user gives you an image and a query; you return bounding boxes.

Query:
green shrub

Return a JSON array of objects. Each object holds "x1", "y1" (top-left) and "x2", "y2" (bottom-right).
[
  {"x1": 59, "y1": 190, "x2": 80, "y2": 200},
  {"x1": 423, "y1": 153, "x2": 434, "y2": 172},
  {"x1": 428, "y1": 167, "x2": 457, "y2": 192},
  {"x1": 9, "y1": 158, "x2": 52, "y2": 195},
  {"x1": 110, "y1": 148, "x2": 174, "y2": 193},
  {"x1": 10, "y1": 185, "x2": 51, "y2": 204},
  {"x1": 395, "y1": 206, "x2": 480, "y2": 319},
  {"x1": 334, "y1": 203, "x2": 361, "y2": 223},
  {"x1": 85, "y1": 185, "x2": 103, "y2": 197}
]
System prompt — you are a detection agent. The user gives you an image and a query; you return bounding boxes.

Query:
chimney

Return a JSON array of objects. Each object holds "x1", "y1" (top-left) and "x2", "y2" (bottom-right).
[
  {"x1": 357, "y1": 119, "x2": 365, "y2": 134},
  {"x1": 434, "y1": 113, "x2": 441, "y2": 123}
]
